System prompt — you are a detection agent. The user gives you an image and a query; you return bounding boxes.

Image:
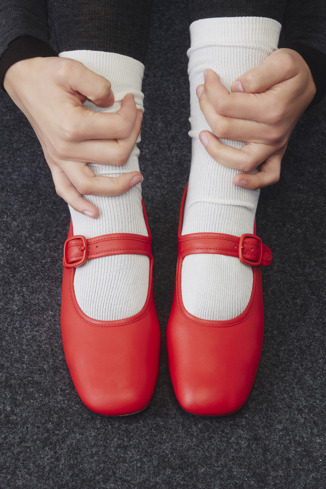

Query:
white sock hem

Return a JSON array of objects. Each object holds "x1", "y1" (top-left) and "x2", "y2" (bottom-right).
[
  {"x1": 59, "y1": 50, "x2": 144, "y2": 107},
  {"x1": 188, "y1": 17, "x2": 281, "y2": 53}
]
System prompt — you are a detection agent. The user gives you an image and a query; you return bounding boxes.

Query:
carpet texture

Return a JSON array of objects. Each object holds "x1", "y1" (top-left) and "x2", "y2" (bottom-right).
[{"x1": 0, "y1": 1, "x2": 325, "y2": 488}]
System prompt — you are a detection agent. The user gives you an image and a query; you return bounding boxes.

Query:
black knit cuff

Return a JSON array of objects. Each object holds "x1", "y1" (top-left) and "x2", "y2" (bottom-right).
[
  {"x1": 0, "y1": 35, "x2": 57, "y2": 90},
  {"x1": 282, "y1": 42, "x2": 326, "y2": 107}
]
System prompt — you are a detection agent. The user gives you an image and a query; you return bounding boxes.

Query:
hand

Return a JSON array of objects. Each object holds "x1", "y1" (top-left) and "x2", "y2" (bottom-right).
[
  {"x1": 196, "y1": 48, "x2": 317, "y2": 189},
  {"x1": 4, "y1": 56, "x2": 143, "y2": 218}
]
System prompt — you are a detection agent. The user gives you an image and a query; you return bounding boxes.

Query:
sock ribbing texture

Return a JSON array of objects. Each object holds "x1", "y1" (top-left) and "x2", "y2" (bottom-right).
[
  {"x1": 181, "y1": 17, "x2": 281, "y2": 320},
  {"x1": 59, "y1": 50, "x2": 149, "y2": 321}
]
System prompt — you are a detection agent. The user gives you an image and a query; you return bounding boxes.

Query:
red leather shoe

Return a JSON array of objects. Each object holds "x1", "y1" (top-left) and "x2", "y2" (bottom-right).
[
  {"x1": 167, "y1": 186, "x2": 273, "y2": 416},
  {"x1": 61, "y1": 202, "x2": 160, "y2": 415}
]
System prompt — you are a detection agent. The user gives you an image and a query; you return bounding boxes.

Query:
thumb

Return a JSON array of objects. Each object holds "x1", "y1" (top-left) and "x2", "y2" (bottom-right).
[{"x1": 67, "y1": 59, "x2": 115, "y2": 107}]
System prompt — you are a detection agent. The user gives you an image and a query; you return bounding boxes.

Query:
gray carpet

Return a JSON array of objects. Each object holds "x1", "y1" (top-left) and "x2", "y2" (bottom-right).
[{"x1": 1, "y1": 1, "x2": 325, "y2": 488}]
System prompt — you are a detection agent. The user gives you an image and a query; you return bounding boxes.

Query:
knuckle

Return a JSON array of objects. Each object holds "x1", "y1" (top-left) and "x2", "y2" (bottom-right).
[
  {"x1": 271, "y1": 170, "x2": 281, "y2": 185},
  {"x1": 215, "y1": 127, "x2": 225, "y2": 139},
  {"x1": 266, "y1": 126, "x2": 283, "y2": 144},
  {"x1": 116, "y1": 119, "x2": 133, "y2": 139},
  {"x1": 240, "y1": 164, "x2": 252, "y2": 173},
  {"x1": 116, "y1": 146, "x2": 132, "y2": 166},
  {"x1": 77, "y1": 181, "x2": 91, "y2": 195},
  {"x1": 213, "y1": 97, "x2": 227, "y2": 114},
  {"x1": 198, "y1": 91, "x2": 204, "y2": 107},
  {"x1": 61, "y1": 118, "x2": 80, "y2": 141},
  {"x1": 109, "y1": 152, "x2": 128, "y2": 167},
  {"x1": 109, "y1": 178, "x2": 123, "y2": 195},
  {"x1": 282, "y1": 52, "x2": 297, "y2": 76},
  {"x1": 239, "y1": 158, "x2": 255, "y2": 173},
  {"x1": 267, "y1": 102, "x2": 285, "y2": 125},
  {"x1": 115, "y1": 154, "x2": 129, "y2": 166},
  {"x1": 96, "y1": 79, "x2": 112, "y2": 101},
  {"x1": 54, "y1": 139, "x2": 69, "y2": 159},
  {"x1": 212, "y1": 117, "x2": 228, "y2": 138},
  {"x1": 55, "y1": 58, "x2": 76, "y2": 81}
]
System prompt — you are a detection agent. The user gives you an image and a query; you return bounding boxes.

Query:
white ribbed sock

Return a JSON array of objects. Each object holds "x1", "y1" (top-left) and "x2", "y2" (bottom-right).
[
  {"x1": 59, "y1": 51, "x2": 149, "y2": 321},
  {"x1": 182, "y1": 17, "x2": 281, "y2": 320}
]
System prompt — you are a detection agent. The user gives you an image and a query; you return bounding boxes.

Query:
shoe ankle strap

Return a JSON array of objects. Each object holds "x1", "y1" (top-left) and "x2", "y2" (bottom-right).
[
  {"x1": 63, "y1": 233, "x2": 152, "y2": 268},
  {"x1": 178, "y1": 232, "x2": 272, "y2": 267}
]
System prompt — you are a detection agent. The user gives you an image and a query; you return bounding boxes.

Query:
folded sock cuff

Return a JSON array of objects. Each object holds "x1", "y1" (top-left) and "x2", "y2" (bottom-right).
[
  {"x1": 59, "y1": 50, "x2": 144, "y2": 107},
  {"x1": 188, "y1": 17, "x2": 281, "y2": 53}
]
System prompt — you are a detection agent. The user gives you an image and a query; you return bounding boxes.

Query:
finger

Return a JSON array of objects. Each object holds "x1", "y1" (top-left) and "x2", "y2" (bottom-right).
[
  {"x1": 199, "y1": 69, "x2": 276, "y2": 122},
  {"x1": 204, "y1": 69, "x2": 230, "y2": 98},
  {"x1": 63, "y1": 58, "x2": 115, "y2": 107},
  {"x1": 67, "y1": 108, "x2": 143, "y2": 165},
  {"x1": 63, "y1": 161, "x2": 143, "y2": 197},
  {"x1": 70, "y1": 94, "x2": 139, "y2": 141},
  {"x1": 201, "y1": 69, "x2": 236, "y2": 117},
  {"x1": 51, "y1": 166, "x2": 99, "y2": 218},
  {"x1": 233, "y1": 153, "x2": 282, "y2": 190},
  {"x1": 232, "y1": 50, "x2": 297, "y2": 94},
  {"x1": 198, "y1": 90, "x2": 283, "y2": 144},
  {"x1": 199, "y1": 130, "x2": 275, "y2": 172}
]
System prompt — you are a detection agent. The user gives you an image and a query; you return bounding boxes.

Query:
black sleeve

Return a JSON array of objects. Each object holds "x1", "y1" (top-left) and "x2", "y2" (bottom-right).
[
  {"x1": 0, "y1": 1, "x2": 56, "y2": 89},
  {"x1": 280, "y1": 0, "x2": 326, "y2": 106},
  {"x1": 1, "y1": 0, "x2": 325, "y2": 104}
]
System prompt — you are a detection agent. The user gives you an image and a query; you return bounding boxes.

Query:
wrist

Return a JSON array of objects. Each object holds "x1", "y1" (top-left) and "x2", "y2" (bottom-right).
[
  {"x1": 4, "y1": 57, "x2": 47, "y2": 95},
  {"x1": 0, "y1": 36, "x2": 57, "y2": 91}
]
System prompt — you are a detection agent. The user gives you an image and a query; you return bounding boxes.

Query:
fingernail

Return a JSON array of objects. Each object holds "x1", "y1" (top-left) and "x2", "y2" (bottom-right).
[
  {"x1": 196, "y1": 85, "x2": 204, "y2": 97},
  {"x1": 233, "y1": 80, "x2": 244, "y2": 92},
  {"x1": 237, "y1": 179, "x2": 248, "y2": 187},
  {"x1": 138, "y1": 110, "x2": 143, "y2": 120},
  {"x1": 130, "y1": 175, "x2": 143, "y2": 187},
  {"x1": 204, "y1": 69, "x2": 210, "y2": 81},
  {"x1": 83, "y1": 210, "x2": 94, "y2": 218},
  {"x1": 199, "y1": 132, "x2": 209, "y2": 147}
]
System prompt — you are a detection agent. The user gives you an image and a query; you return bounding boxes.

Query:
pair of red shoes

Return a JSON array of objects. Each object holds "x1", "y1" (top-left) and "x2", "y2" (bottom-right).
[{"x1": 61, "y1": 187, "x2": 272, "y2": 416}]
